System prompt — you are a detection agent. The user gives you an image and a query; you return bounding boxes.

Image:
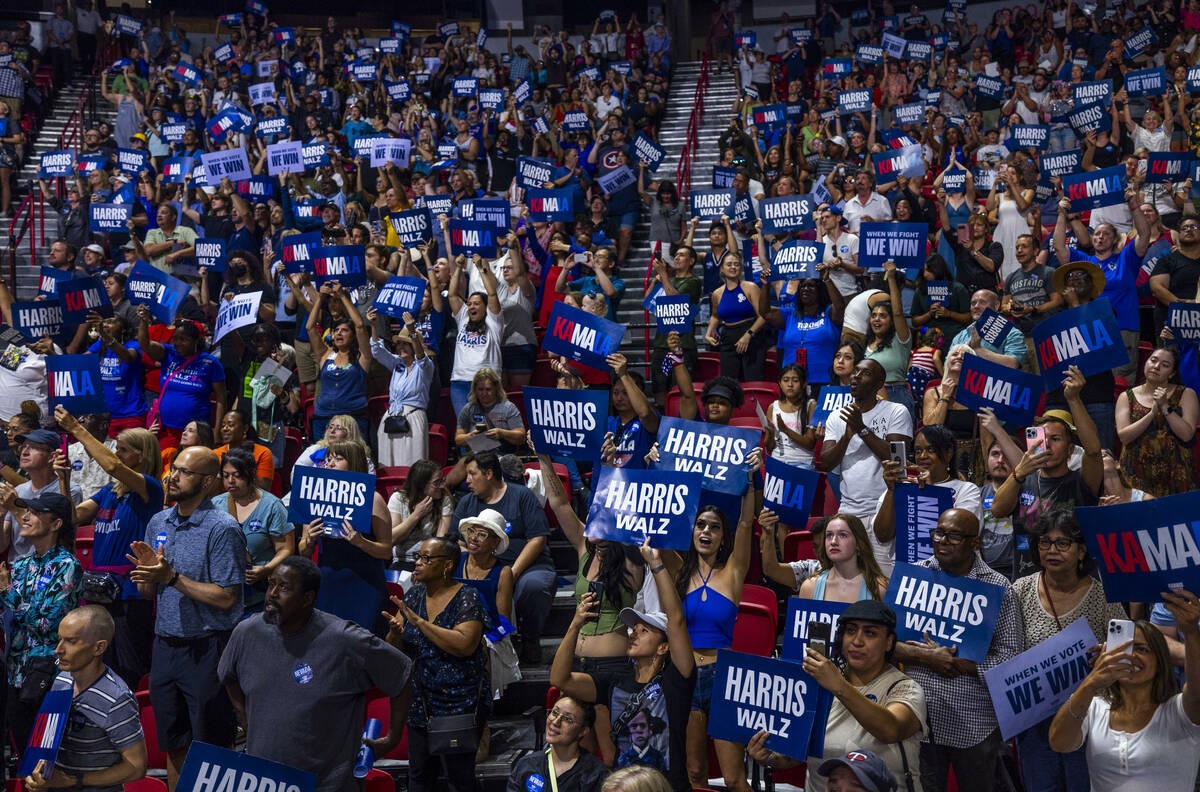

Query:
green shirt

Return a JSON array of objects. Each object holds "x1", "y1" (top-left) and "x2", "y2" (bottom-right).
[{"x1": 864, "y1": 332, "x2": 913, "y2": 384}]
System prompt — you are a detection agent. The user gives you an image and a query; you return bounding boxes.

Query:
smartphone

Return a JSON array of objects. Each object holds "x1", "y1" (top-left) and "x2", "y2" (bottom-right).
[
  {"x1": 574, "y1": 252, "x2": 588, "y2": 264},
  {"x1": 1025, "y1": 425, "x2": 1045, "y2": 452},
  {"x1": 957, "y1": 223, "x2": 972, "y2": 244},
  {"x1": 1108, "y1": 619, "x2": 1136, "y2": 654},
  {"x1": 996, "y1": 181, "x2": 1007, "y2": 193},
  {"x1": 474, "y1": 422, "x2": 487, "y2": 434},
  {"x1": 808, "y1": 621, "x2": 832, "y2": 657},
  {"x1": 889, "y1": 440, "x2": 907, "y2": 466},
  {"x1": 1137, "y1": 159, "x2": 1148, "y2": 175},
  {"x1": 585, "y1": 580, "x2": 605, "y2": 622}
]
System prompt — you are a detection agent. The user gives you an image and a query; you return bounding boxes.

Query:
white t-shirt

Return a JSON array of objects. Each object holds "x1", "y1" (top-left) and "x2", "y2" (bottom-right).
[
  {"x1": 822, "y1": 231, "x2": 860, "y2": 297},
  {"x1": 0, "y1": 345, "x2": 48, "y2": 422},
  {"x1": 769, "y1": 401, "x2": 814, "y2": 468},
  {"x1": 1080, "y1": 693, "x2": 1200, "y2": 792},
  {"x1": 823, "y1": 400, "x2": 913, "y2": 519},
  {"x1": 842, "y1": 289, "x2": 884, "y2": 337},
  {"x1": 451, "y1": 304, "x2": 504, "y2": 382},
  {"x1": 595, "y1": 94, "x2": 623, "y2": 119}
]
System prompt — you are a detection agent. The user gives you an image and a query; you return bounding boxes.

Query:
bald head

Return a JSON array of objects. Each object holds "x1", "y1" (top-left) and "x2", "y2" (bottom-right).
[
  {"x1": 969, "y1": 289, "x2": 1000, "y2": 319},
  {"x1": 63, "y1": 605, "x2": 114, "y2": 644},
  {"x1": 168, "y1": 446, "x2": 220, "y2": 502},
  {"x1": 939, "y1": 508, "x2": 979, "y2": 535},
  {"x1": 176, "y1": 446, "x2": 220, "y2": 476}
]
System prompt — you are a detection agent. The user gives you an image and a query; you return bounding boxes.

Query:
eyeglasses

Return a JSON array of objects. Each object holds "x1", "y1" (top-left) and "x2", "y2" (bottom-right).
[
  {"x1": 414, "y1": 553, "x2": 450, "y2": 564},
  {"x1": 931, "y1": 528, "x2": 974, "y2": 545},
  {"x1": 1037, "y1": 536, "x2": 1076, "y2": 552},
  {"x1": 170, "y1": 465, "x2": 205, "y2": 478},
  {"x1": 465, "y1": 529, "x2": 492, "y2": 541},
  {"x1": 547, "y1": 707, "x2": 577, "y2": 726}
]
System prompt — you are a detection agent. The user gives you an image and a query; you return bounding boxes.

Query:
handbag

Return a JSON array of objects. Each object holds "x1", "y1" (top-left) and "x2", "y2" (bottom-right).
[
  {"x1": 383, "y1": 412, "x2": 411, "y2": 436},
  {"x1": 80, "y1": 570, "x2": 122, "y2": 604},
  {"x1": 147, "y1": 354, "x2": 201, "y2": 429},
  {"x1": 422, "y1": 683, "x2": 481, "y2": 755},
  {"x1": 19, "y1": 656, "x2": 58, "y2": 703}
]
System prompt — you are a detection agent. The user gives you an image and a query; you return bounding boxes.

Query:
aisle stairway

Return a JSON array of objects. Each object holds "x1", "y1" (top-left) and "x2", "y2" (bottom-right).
[{"x1": 613, "y1": 60, "x2": 739, "y2": 374}]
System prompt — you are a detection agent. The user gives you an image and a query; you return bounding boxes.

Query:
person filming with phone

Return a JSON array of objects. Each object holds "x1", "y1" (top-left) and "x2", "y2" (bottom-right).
[
  {"x1": 745, "y1": 600, "x2": 927, "y2": 792},
  {"x1": 1048, "y1": 591, "x2": 1200, "y2": 789}
]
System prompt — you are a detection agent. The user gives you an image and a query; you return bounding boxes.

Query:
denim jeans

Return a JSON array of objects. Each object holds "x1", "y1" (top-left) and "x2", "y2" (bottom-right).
[
  {"x1": 1017, "y1": 718, "x2": 1090, "y2": 792},
  {"x1": 1048, "y1": 127, "x2": 1076, "y2": 153},
  {"x1": 450, "y1": 380, "x2": 472, "y2": 428},
  {"x1": 1084, "y1": 401, "x2": 1116, "y2": 454}
]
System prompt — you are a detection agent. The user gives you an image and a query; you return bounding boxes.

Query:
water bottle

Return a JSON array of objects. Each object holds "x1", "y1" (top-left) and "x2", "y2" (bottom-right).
[{"x1": 354, "y1": 718, "x2": 382, "y2": 778}]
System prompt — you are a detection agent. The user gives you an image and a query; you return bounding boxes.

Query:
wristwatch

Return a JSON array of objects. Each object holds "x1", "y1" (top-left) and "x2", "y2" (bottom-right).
[{"x1": 857, "y1": 427, "x2": 871, "y2": 438}]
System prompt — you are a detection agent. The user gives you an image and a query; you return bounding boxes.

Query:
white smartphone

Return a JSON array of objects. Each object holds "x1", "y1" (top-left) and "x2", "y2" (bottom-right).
[
  {"x1": 889, "y1": 440, "x2": 907, "y2": 465},
  {"x1": 1107, "y1": 619, "x2": 1136, "y2": 654}
]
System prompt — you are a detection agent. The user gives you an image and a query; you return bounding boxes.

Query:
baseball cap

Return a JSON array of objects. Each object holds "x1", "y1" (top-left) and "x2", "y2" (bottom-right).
[
  {"x1": 818, "y1": 750, "x2": 897, "y2": 792},
  {"x1": 829, "y1": 135, "x2": 847, "y2": 148},
  {"x1": 457, "y1": 508, "x2": 510, "y2": 555},
  {"x1": 13, "y1": 492, "x2": 73, "y2": 527},
  {"x1": 704, "y1": 383, "x2": 737, "y2": 404},
  {"x1": 84, "y1": 243, "x2": 106, "y2": 256},
  {"x1": 15, "y1": 428, "x2": 62, "y2": 448},
  {"x1": 619, "y1": 607, "x2": 669, "y2": 634},
  {"x1": 131, "y1": 132, "x2": 148, "y2": 142},
  {"x1": 840, "y1": 599, "x2": 897, "y2": 630}
]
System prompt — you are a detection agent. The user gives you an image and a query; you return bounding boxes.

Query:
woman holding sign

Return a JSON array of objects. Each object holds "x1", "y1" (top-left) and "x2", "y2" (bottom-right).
[
  {"x1": 447, "y1": 251, "x2": 504, "y2": 421},
  {"x1": 1013, "y1": 510, "x2": 1127, "y2": 792},
  {"x1": 1049, "y1": 592, "x2": 1200, "y2": 790},
  {"x1": 1114, "y1": 345, "x2": 1199, "y2": 497},
  {"x1": 136, "y1": 306, "x2": 227, "y2": 451},
  {"x1": 306, "y1": 281, "x2": 373, "y2": 443}
]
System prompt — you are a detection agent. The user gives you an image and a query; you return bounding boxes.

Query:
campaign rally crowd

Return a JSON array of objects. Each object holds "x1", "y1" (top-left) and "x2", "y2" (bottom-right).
[{"x1": 3, "y1": 1, "x2": 1200, "y2": 792}]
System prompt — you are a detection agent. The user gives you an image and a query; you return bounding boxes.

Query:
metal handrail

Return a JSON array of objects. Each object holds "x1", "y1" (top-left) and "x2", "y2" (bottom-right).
[{"x1": 7, "y1": 186, "x2": 39, "y2": 291}]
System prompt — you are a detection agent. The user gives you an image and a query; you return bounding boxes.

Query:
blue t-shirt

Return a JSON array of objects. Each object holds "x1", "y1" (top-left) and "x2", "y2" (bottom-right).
[
  {"x1": 606, "y1": 414, "x2": 655, "y2": 470},
  {"x1": 777, "y1": 304, "x2": 840, "y2": 385},
  {"x1": 571, "y1": 275, "x2": 625, "y2": 322},
  {"x1": 158, "y1": 344, "x2": 225, "y2": 429},
  {"x1": 89, "y1": 340, "x2": 145, "y2": 418},
  {"x1": 91, "y1": 474, "x2": 166, "y2": 598},
  {"x1": 1071, "y1": 242, "x2": 1142, "y2": 331}
]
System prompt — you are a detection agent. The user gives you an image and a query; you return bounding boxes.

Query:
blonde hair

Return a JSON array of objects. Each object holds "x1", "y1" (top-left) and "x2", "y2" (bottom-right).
[
  {"x1": 468, "y1": 368, "x2": 506, "y2": 407},
  {"x1": 601, "y1": 767, "x2": 672, "y2": 792},
  {"x1": 113, "y1": 428, "x2": 162, "y2": 498}
]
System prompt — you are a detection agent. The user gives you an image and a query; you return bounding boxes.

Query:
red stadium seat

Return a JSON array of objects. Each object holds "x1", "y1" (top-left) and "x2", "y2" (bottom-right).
[
  {"x1": 765, "y1": 764, "x2": 807, "y2": 791},
  {"x1": 367, "y1": 395, "x2": 390, "y2": 429},
  {"x1": 506, "y1": 390, "x2": 527, "y2": 423},
  {"x1": 74, "y1": 537, "x2": 93, "y2": 572},
  {"x1": 732, "y1": 602, "x2": 776, "y2": 657},
  {"x1": 784, "y1": 531, "x2": 816, "y2": 562},
  {"x1": 364, "y1": 769, "x2": 395, "y2": 792},
  {"x1": 741, "y1": 583, "x2": 779, "y2": 627},
  {"x1": 124, "y1": 779, "x2": 167, "y2": 792},
  {"x1": 364, "y1": 695, "x2": 408, "y2": 761},
  {"x1": 532, "y1": 356, "x2": 558, "y2": 387},
  {"x1": 730, "y1": 417, "x2": 765, "y2": 431},
  {"x1": 428, "y1": 425, "x2": 449, "y2": 466},
  {"x1": 136, "y1": 690, "x2": 167, "y2": 769},
  {"x1": 695, "y1": 352, "x2": 721, "y2": 382},
  {"x1": 665, "y1": 384, "x2": 705, "y2": 418}
]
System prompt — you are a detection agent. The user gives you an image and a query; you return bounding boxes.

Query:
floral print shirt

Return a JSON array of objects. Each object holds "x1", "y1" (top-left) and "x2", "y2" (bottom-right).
[
  {"x1": 401, "y1": 582, "x2": 488, "y2": 728},
  {"x1": 2, "y1": 546, "x2": 82, "y2": 685}
]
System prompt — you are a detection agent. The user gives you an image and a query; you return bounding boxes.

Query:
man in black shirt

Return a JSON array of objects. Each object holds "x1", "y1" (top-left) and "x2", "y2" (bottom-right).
[{"x1": 1150, "y1": 219, "x2": 1200, "y2": 312}]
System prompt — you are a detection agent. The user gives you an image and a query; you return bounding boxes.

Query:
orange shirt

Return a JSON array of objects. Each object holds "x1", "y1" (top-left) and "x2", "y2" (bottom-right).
[{"x1": 213, "y1": 443, "x2": 275, "y2": 482}]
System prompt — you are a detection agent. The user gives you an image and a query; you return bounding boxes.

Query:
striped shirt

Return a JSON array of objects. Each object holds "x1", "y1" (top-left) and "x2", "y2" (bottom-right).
[{"x1": 52, "y1": 669, "x2": 143, "y2": 792}]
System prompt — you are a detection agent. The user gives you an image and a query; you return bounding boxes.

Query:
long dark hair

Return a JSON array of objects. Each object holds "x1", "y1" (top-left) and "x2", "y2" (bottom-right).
[
  {"x1": 863, "y1": 301, "x2": 898, "y2": 350},
  {"x1": 828, "y1": 341, "x2": 865, "y2": 383},
  {"x1": 778, "y1": 363, "x2": 809, "y2": 432},
  {"x1": 675, "y1": 506, "x2": 734, "y2": 601},
  {"x1": 399, "y1": 460, "x2": 445, "y2": 516},
  {"x1": 583, "y1": 541, "x2": 641, "y2": 613},
  {"x1": 917, "y1": 253, "x2": 953, "y2": 290},
  {"x1": 917, "y1": 424, "x2": 957, "y2": 478}
]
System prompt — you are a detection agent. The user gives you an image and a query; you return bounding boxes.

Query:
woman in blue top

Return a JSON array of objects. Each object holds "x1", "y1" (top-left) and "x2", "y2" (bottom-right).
[
  {"x1": 757, "y1": 245, "x2": 846, "y2": 387},
  {"x1": 136, "y1": 306, "x2": 228, "y2": 452},
  {"x1": 662, "y1": 456, "x2": 760, "y2": 792},
  {"x1": 704, "y1": 251, "x2": 767, "y2": 381},
  {"x1": 367, "y1": 308, "x2": 434, "y2": 468},
  {"x1": 306, "y1": 281, "x2": 373, "y2": 444},
  {"x1": 88, "y1": 315, "x2": 145, "y2": 434},
  {"x1": 55, "y1": 405, "x2": 161, "y2": 689},
  {"x1": 212, "y1": 448, "x2": 293, "y2": 616}
]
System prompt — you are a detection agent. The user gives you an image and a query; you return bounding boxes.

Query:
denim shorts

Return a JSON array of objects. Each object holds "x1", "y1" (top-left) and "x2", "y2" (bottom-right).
[
  {"x1": 616, "y1": 207, "x2": 640, "y2": 230},
  {"x1": 691, "y1": 662, "x2": 717, "y2": 712},
  {"x1": 501, "y1": 343, "x2": 538, "y2": 374}
]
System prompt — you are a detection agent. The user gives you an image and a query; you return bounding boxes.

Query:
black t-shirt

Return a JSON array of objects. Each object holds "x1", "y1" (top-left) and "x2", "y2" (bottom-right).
[
  {"x1": 1013, "y1": 468, "x2": 1098, "y2": 534},
  {"x1": 507, "y1": 748, "x2": 609, "y2": 792},
  {"x1": 593, "y1": 661, "x2": 696, "y2": 792},
  {"x1": 1152, "y1": 249, "x2": 1200, "y2": 303}
]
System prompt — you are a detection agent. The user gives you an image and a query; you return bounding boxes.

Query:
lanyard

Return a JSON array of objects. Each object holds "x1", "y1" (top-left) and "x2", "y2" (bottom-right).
[{"x1": 545, "y1": 748, "x2": 560, "y2": 792}]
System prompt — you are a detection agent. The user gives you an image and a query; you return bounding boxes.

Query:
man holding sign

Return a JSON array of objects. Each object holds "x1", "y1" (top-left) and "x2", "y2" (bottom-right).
[{"x1": 890, "y1": 508, "x2": 1022, "y2": 792}]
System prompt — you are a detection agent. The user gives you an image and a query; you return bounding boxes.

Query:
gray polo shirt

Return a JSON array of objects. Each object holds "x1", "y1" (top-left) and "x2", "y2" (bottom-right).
[
  {"x1": 144, "y1": 499, "x2": 245, "y2": 638},
  {"x1": 52, "y1": 669, "x2": 143, "y2": 792},
  {"x1": 218, "y1": 610, "x2": 413, "y2": 792}
]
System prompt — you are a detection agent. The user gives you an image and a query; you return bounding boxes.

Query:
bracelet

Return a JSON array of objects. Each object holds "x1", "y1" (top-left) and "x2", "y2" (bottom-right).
[
  {"x1": 168, "y1": 570, "x2": 180, "y2": 588},
  {"x1": 1013, "y1": 472, "x2": 1027, "y2": 484},
  {"x1": 1066, "y1": 695, "x2": 1086, "y2": 720},
  {"x1": 651, "y1": 564, "x2": 666, "y2": 574}
]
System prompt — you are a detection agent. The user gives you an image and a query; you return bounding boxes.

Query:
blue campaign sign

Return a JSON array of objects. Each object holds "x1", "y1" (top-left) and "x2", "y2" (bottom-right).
[
  {"x1": 735, "y1": 32, "x2": 757, "y2": 48},
  {"x1": 1007, "y1": 125, "x2": 1050, "y2": 151},
  {"x1": 653, "y1": 294, "x2": 695, "y2": 333},
  {"x1": 58, "y1": 277, "x2": 112, "y2": 326},
  {"x1": 872, "y1": 144, "x2": 924, "y2": 179},
  {"x1": 894, "y1": 482, "x2": 956, "y2": 564},
  {"x1": 1039, "y1": 150, "x2": 1082, "y2": 179},
  {"x1": 1062, "y1": 164, "x2": 1126, "y2": 212},
  {"x1": 202, "y1": 148, "x2": 252, "y2": 183},
  {"x1": 632, "y1": 132, "x2": 666, "y2": 172},
  {"x1": 561, "y1": 110, "x2": 591, "y2": 132},
  {"x1": 906, "y1": 40, "x2": 932, "y2": 61},
  {"x1": 114, "y1": 13, "x2": 143, "y2": 35},
  {"x1": 38, "y1": 267, "x2": 71, "y2": 298},
  {"x1": 1066, "y1": 101, "x2": 1112, "y2": 137},
  {"x1": 822, "y1": 58, "x2": 853, "y2": 77},
  {"x1": 1147, "y1": 152, "x2": 1193, "y2": 184},
  {"x1": 387, "y1": 209, "x2": 433, "y2": 247},
  {"x1": 1124, "y1": 66, "x2": 1167, "y2": 98},
  {"x1": 837, "y1": 89, "x2": 872, "y2": 115},
  {"x1": 690, "y1": 189, "x2": 736, "y2": 220},
  {"x1": 942, "y1": 168, "x2": 967, "y2": 194},
  {"x1": 751, "y1": 104, "x2": 787, "y2": 131},
  {"x1": 974, "y1": 75, "x2": 1005, "y2": 100},
  {"x1": 237, "y1": 176, "x2": 277, "y2": 204},
  {"x1": 46, "y1": 355, "x2": 106, "y2": 414},
  {"x1": 708, "y1": 650, "x2": 821, "y2": 760},
  {"x1": 1124, "y1": 26, "x2": 1157, "y2": 59},
  {"x1": 1168, "y1": 302, "x2": 1200, "y2": 345},
  {"x1": 855, "y1": 44, "x2": 883, "y2": 65},
  {"x1": 301, "y1": 141, "x2": 330, "y2": 168},
  {"x1": 115, "y1": 148, "x2": 147, "y2": 176},
  {"x1": 312, "y1": 245, "x2": 367, "y2": 289},
  {"x1": 372, "y1": 276, "x2": 426, "y2": 319},
  {"x1": 177, "y1": 744, "x2": 316, "y2": 792},
  {"x1": 984, "y1": 618, "x2": 1096, "y2": 740},
  {"x1": 763, "y1": 455, "x2": 820, "y2": 528},
  {"x1": 926, "y1": 281, "x2": 950, "y2": 306},
  {"x1": 11, "y1": 301, "x2": 63, "y2": 339},
  {"x1": 759, "y1": 195, "x2": 816, "y2": 234},
  {"x1": 38, "y1": 150, "x2": 74, "y2": 178},
  {"x1": 385, "y1": 79, "x2": 412, "y2": 101},
  {"x1": 586, "y1": 466, "x2": 701, "y2": 550},
  {"x1": 126, "y1": 262, "x2": 190, "y2": 324},
  {"x1": 975, "y1": 307, "x2": 1015, "y2": 348},
  {"x1": 810, "y1": 386, "x2": 853, "y2": 426},
  {"x1": 516, "y1": 157, "x2": 555, "y2": 189},
  {"x1": 527, "y1": 188, "x2": 574, "y2": 222},
  {"x1": 859, "y1": 222, "x2": 926, "y2": 270},
  {"x1": 782, "y1": 599, "x2": 850, "y2": 660},
  {"x1": 1032, "y1": 297, "x2": 1126, "y2": 387},
  {"x1": 448, "y1": 219, "x2": 499, "y2": 257},
  {"x1": 524, "y1": 386, "x2": 608, "y2": 461},
  {"x1": 885, "y1": 562, "x2": 1006, "y2": 663},
  {"x1": 542, "y1": 300, "x2": 625, "y2": 373},
  {"x1": 452, "y1": 77, "x2": 478, "y2": 97},
  {"x1": 655, "y1": 416, "x2": 760, "y2": 497},
  {"x1": 76, "y1": 155, "x2": 106, "y2": 175},
  {"x1": 281, "y1": 232, "x2": 321, "y2": 274},
  {"x1": 287, "y1": 466, "x2": 376, "y2": 534},
  {"x1": 89, "y1": 203, "x2": 131, "y2": 232},
  {"x1": 769, "y1": 240, "x2": 823, "y2": 281},
  {"x1": 956, "y1": 353, "x2": 1042, "y2": 426},
  {"x1": 17, "y1": 688, "x2": 72, "y2": 778},
  {"x1": 478, "y1": 88, "x2": 504, "y2": 110},
  {"x1": 256, "y1": 116, "x2": 289, "y2": 139},
  {"x1": 160, "y1": 156, "x2": 194, "y2": 183},
  {"x1": 892, "y1": 101, "x2": 925, "y2": 126},
  {"x1": 1078, "y1": 489, "x2": 1200, "y2": 602},
  {"x1": 1072, "y1": 80, "x2": 1112, "y2": 106},
  {"x1": 713, "y1": 165, "x2": 738, "y2": 189}
]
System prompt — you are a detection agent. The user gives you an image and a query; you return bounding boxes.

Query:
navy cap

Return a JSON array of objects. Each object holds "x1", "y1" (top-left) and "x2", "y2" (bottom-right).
[
  {"x1": 14, "y1": 492, "x2": 73, "y2": 527},
  {"x1": 841, "y1": 599, "x2": 897, "y2": 631},
  {"x1": 818, "y1": 750, "x2": 897, "y2": 792},
  {"x1": 15, "y1": 429, "x2": 61, "y2": 448}
]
